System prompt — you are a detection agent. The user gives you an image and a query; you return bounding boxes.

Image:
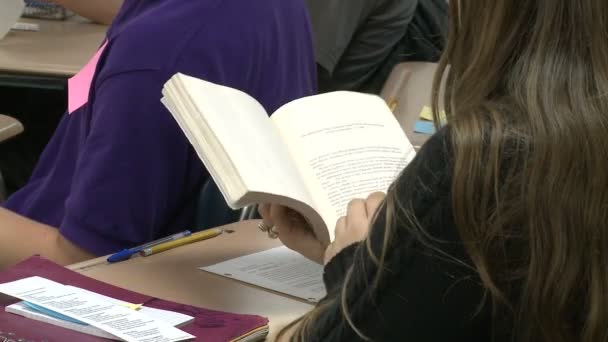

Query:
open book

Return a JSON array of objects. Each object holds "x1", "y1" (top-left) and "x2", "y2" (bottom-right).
[{"x1": 162, "y1": 74, "x2": 416, "y2": 244}]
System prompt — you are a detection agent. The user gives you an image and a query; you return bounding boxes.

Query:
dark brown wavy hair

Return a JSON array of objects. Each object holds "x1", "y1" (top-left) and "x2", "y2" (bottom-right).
[{"x1": 280, "y1": 0, "x2": 608, "y2": 341}]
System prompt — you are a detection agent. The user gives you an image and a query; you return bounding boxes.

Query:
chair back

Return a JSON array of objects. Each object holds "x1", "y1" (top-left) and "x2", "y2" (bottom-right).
[
  {"x1": 193, "y1": 179, "x2": 242, "y2": 232},
  {"x1": 0, "y1": 115, "x2": 24, "y2": 143},
  {"x1": 0, "y1": 114, "x2": 24, "y2": 201},
  {"x1": 379, "y1": 62, "x2": 445, "y2": 149}
]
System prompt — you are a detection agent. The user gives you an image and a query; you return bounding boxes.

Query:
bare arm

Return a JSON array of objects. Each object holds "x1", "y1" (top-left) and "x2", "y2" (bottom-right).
[
  {"x1": 0, "y1": 207, "x2": 94, "y2": 269},
  {"x1": 45, "y1": 0, "x2": 123, "y2": 25}
]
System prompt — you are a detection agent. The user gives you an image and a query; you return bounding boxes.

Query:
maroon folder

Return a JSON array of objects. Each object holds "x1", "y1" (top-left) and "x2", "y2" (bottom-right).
[{"x1": 0, "y1": 256, "x2": 268, "y2": 341}]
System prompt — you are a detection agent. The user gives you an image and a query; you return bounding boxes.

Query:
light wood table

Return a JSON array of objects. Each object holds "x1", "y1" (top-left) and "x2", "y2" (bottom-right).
[
  {"x1": 69, "y1": 220, "x2": 313, "y2": 341},
  {"x1": 0, "y1": 17, "x2": 106, "y2": 88}
]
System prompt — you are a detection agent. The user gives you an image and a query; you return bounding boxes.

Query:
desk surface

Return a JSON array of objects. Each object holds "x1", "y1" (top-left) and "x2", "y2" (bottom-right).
[
  {"x1": 0, "y1": 17, "x2": 106, "y2": 77},
  {"x1": 70, "y1": 220, "x2": 313, "y2": 340}
]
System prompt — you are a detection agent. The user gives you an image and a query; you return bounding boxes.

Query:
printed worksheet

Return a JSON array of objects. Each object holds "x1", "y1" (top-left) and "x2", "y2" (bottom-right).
[
  {"x1": 0, "y1": 277, "x2": 194, "y2": 342},
  {"x1": 201, "y1": 246, "x2": 326, "y2": 302}
]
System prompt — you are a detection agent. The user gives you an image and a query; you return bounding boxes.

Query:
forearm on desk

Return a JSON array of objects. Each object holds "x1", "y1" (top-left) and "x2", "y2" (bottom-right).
[
  {"x1": 0, "y1": 207, "x2": 94, "y2": 269},
  {"x1": 48, "y1": 0, "x2": 123, "y2": 25}
]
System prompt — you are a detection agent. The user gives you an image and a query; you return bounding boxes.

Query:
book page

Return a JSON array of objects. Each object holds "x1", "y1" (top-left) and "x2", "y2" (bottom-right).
[
  {"x1": 271, "y1": 92, "x2": 416, "y2": 241},
  {"x1": 201, "y1": 246, "x2": 326, "y2": 302},
  {"x1": 162, "y1": 74, "x2": 319, "y2": 220}
]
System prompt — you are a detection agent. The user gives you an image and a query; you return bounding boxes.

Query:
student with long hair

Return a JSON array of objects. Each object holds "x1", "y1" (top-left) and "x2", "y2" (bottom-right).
[{"x1": 260, "y1": 1, "x2": 608, "y2": 341}]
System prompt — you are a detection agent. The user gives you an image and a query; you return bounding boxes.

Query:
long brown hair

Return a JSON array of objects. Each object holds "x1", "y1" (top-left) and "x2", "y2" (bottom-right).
[{"x1": 281, "y1": 0, "x2": 608, "y2": 341}]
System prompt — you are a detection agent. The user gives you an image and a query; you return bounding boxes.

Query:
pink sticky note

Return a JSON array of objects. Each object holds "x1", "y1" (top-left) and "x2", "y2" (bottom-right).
[{"x1": 68, "y1": 41, "x2": 108, "y2": 114}]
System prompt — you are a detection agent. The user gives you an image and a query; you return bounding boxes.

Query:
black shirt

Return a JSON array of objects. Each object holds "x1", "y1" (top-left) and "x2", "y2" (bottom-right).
[
  {"x1": 309, "y1": 128, "x2": 496, "y2": 341},
  {"x1": 306, "y1": 0, "x2": 448, "y2": 94}
]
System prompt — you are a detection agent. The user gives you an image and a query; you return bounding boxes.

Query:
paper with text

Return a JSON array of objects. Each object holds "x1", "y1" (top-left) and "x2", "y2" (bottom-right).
[
  {"x1": 201, "y1": 246, "x2": 326, "y2": 302},
  {"x1": 0, "y1": 277, "x2": 194, "y2": 342},
  {"x1": 6, "y1": 287, "x2": 193, "y2": 340},
  {"x1": 272, "y1": 92, "x2": 416, "y2": 238}
]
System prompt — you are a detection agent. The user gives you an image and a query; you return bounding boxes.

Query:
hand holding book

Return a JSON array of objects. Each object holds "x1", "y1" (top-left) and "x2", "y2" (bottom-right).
[
  {"x1": 259, "y1": 192, "x2": 386, "y2": 265},
  {"x1": 258, "y1": 204, "x2": 326, "y2": 264},
  {"x1": 323, "y1": 192, "x2": 386, "y2": 265}
]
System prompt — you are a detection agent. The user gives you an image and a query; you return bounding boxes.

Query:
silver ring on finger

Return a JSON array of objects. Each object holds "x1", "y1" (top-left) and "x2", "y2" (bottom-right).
[
  {"x1": 258, "y1": 221, "x2": 273, "y2": 233},
  {"x1": 267, "y1": 226, "x2": 279, "y2": 239}
]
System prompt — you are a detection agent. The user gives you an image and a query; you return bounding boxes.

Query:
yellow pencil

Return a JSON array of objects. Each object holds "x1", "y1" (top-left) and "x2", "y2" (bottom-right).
[{"x1": 140, "y1": 228, "x2": 223, "y2": 256}]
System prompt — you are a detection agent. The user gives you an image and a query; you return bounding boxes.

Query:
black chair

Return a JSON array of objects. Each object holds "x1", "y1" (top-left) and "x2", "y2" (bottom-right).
[{"x1": 193, "y1": 178, "x2": 259, "y2": 232}]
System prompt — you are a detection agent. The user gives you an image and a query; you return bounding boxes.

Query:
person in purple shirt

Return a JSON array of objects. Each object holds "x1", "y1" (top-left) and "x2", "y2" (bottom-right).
[{"x1": 0, "y1": 0, "x2": 316, "y2": 268}]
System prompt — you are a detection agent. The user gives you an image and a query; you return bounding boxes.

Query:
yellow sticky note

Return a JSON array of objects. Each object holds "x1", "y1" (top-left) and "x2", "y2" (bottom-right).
[
  {"x1": 119, "y1": 302, "x2": 143, "y2": 311},
  {"x1": 419, "y1": 106, "x2": 447, "y2": 123}
]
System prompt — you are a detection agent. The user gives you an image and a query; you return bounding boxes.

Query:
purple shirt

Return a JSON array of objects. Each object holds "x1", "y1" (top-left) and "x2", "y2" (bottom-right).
[{"x1": 4, "y1": 0, "x2": 316, "y2": 255}]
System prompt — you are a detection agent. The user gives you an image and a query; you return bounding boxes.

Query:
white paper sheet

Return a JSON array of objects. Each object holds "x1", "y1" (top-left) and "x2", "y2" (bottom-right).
[
  {"x1": 6, "y1": 287, "x2": 193, "y2": 340},
  {"x1": 0, "y1": 0, "x2": 24, "y2": 40},
  {"x1": 0, "y1": 277, "x2": 194, "y2": 342},
  {"x1": 201, "y1": 246, "x2": 326, "y2": 302}
]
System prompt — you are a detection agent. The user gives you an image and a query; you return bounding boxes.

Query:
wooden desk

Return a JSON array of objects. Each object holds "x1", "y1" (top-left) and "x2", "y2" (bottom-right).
[
  {"x1": 0, "y1": 114, "x2": 23, "y2": 143},
  {"x1": 0, "y1": 17, "x2": 106, "y2": 88},
  {"x1": 69, "y1": 220, "x2": 313, "y2": 340}
]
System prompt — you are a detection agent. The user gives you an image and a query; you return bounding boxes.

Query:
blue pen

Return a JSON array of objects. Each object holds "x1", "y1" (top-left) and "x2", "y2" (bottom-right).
[{"x1": 107, "y1": 230, "x2": 192, "y2": 263}]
